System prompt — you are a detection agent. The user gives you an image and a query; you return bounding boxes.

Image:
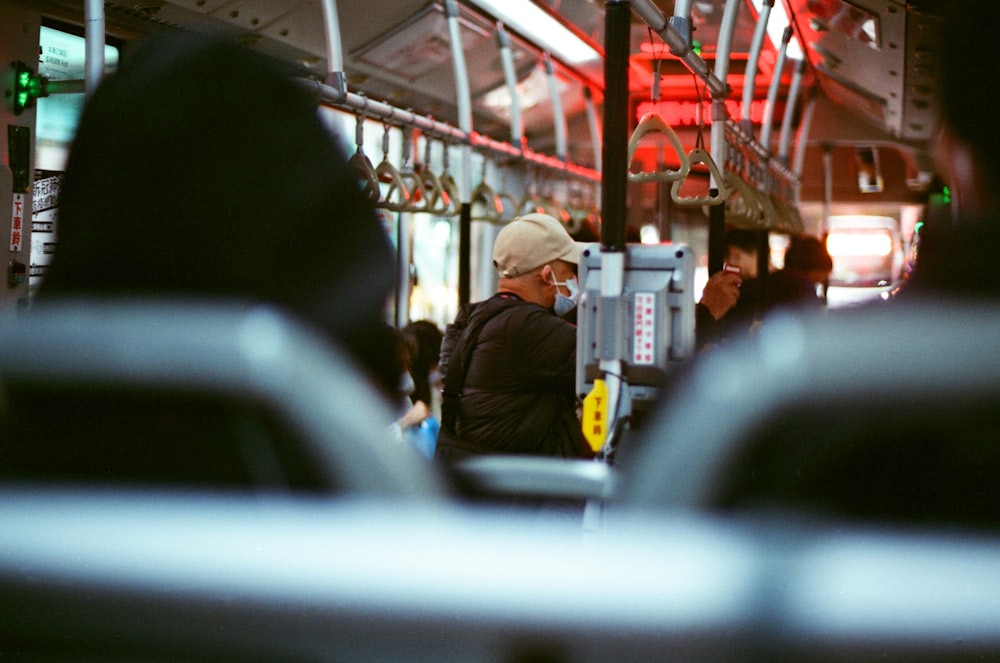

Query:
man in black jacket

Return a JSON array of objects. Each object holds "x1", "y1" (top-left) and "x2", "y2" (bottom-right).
[{"x1": 436, "y1": 213, "x2": 591, "y2": 461}]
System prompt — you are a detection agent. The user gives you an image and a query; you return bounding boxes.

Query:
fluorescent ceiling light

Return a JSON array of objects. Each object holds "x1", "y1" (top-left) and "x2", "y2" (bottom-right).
[
  {"x1": 466, "y1": 0, "x2": 601, "y2": 64},
  {"x1": 751, "y1": 0, "x2": 804, "y2": 61},
  {"x1": 481, "y1": 66, "x2": 566, "y2": 115}
]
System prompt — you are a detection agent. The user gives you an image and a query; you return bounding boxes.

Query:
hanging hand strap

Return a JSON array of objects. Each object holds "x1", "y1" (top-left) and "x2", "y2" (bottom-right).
[
  {"x1": 470, "y1": 181, "x2": 502, "y2": 222},
  {"x1": 375, "y1": 159, "x2": 411, "y2": 212},
  {"x1": 627, "y1": 113, "x2": 690, "y2": 183},
  {"x1": 496, "y1": 191, "x2": 520, "y2": 223},
  {"x1": 397, "y1": 127, "x2": 429, "y2": 214},
  {"x1": 350, "y1": 111, "x2": 380, "y2": 203},
  {"x1": 374, "y1": 123, "x2": 411, "y2": 212},
  {"x1": 671, "y1": 146, "x2": 730, "y2": 207},
  {"x1": 724, "y1": 170, "x2": 766, "y2": 229},
  {"x1": 436, "y1": 143, "x2": 461, "y2": 217}
]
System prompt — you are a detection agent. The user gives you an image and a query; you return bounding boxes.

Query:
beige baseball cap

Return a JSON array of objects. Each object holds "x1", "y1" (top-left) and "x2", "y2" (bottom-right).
[{"x1": 492, "y1": 213, "x2": 584, "y2": 278}]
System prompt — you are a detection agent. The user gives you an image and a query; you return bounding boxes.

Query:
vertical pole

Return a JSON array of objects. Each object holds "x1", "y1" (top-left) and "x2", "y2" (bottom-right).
[
  {"x1": 658, "y1": 145, "x2": 672, "y2": 242},
  {"x1": 793, "y1": 94, "x2": 817, "y2": 207},
  {"x1": 708, "y1": 0, "x2": 741, "y2": 275},
  {"x1": 707, "y1": 101, "x2": 727, "y2": 275},
  {"x1": 446, "y1": 0, "x2": 474, "y2": 307},
  {"x1": 741, "y1": 0, "x2": 773, "y2": 133},
  {"x1": 84, "y1": 0, "x2": 105, "y2": 98},
  {"x1": 497, "y1": 23, "x2": 524, "y2": 149},
  {"x1": 823, "y1": 144, "x2": 833, "y2": 234},
  {"x1": 319, "y1": 0, "x2": 346, "y2": 96},
  {"x1": 545, "y1": 54, "x2": 569, "y2": 163},
  {"x1": 755, "y1": 229, "x2": 769, "y2": 318},
  {"x1": 597, "y1": 0, "x2": 631, "y2": 458},
  {"x1": 778, "y1": 58, "x2": 806, "y2": 165},
  {"x1": 396, "y1": 128, "x2": 416, "y2": 328},
  {"x1": 760, "y1": 26, "x2": 792, "y2": 155},
  {"x1": 584, "y1": 88, "x2": 602, "y2": 174},
  {"x1": 601, "y1": 0, "x2": 630, "y2": 253}
]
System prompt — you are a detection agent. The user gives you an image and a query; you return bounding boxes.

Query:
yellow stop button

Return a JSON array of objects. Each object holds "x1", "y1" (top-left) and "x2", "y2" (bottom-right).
[{"x1": 581, "y1": 378, "x2": 609, "y2": 452}]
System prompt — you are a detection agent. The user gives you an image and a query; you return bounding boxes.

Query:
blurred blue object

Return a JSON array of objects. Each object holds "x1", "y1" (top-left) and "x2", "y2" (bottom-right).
[{"x1": 408, "y1": 417, "x2": 439, "y2": 459}]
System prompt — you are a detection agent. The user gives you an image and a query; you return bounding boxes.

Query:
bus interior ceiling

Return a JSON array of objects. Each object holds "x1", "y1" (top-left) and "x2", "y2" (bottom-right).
[
  {"x1": 32, "y1": 1, "x2": 946, "y2": 190},
  {"x1": 9, "y1": 0, "x2": 949, "y2": 310}
]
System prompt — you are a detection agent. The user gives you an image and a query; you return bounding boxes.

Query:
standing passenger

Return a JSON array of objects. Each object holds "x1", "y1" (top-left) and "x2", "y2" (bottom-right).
[
  {"x1": 402, "y1": 319, "x2": 445, "y2": 421},
  {"x1": 387, "y1": 326, "x2": 436, "y2": 458},
  {"x1": 435, "y1": 213, "x2": 591, "y2": 461},
  {"x1": 38, "y1": 33, "x2": 403, "y2": 400},
  {"x1": 781, "y1": 234, "x2": 833, "y2": 302}
]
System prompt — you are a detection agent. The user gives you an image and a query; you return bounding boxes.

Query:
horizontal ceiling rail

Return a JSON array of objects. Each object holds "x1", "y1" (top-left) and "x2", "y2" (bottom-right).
[
  {"x1": 630, "y1": 0, "x2": 728, "y2": 99},
  {"x1": 632, "y1": 0, "x2": 804, "y2": 190},
  {"x1": 296, "y1": 79, "x2": 600, "y2": 183}
]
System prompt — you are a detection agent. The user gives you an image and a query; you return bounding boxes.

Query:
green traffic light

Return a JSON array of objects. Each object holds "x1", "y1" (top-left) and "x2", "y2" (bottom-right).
[{"x1": 12, "y1": 61, "x2": 45, "y2": 115}]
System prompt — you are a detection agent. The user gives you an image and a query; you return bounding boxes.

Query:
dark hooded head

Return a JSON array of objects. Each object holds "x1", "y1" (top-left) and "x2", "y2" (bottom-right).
[
  {"x1": 938, "y1": 0, "x2": 1000, "y2": 189},
  {"x1": 42, "y1": 33, "x2": 400, "y2": 397}
]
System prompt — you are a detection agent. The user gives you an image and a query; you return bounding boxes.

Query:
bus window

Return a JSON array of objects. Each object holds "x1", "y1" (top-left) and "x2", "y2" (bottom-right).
[
  {"x1": 826, "y1": 215, "x2": 901, "y2": 288},
  {"x1": 32, "y1": 26, "x2": 118, "y2": 294}
]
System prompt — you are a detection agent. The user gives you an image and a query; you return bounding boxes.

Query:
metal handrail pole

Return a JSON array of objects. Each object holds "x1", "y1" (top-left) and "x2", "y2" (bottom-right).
[
  {"x1": 319, "y1": 0, "x2": 346, "y2": 95},
  {"x1": 597, "y1": 0, "x2": 632, "y2": 458},
  {"x1": 792, "y1": 94, "x2": 817, "y2": 202},
  {"x1": 630, "y1": 0, "x2": 727, "y2": 98},
  {"x1": 545, "y1": 54, "x2": 569, "y2": 162},
  {"x1": 707, "y1": 0, "x2": 742, "y2": 274},
  {"x1": 84, "y1": 0, "x2": 105, "y2": 98},
  {"x1": 496, "y1": 23, "x2": 525, "y2": 149},
  {"x1": 741, "y1": 0, "x2": 774, "y2": 133},
  {"x1": 585, "y1": 87, "x2": 602, "y2": 175},
  {"x1": 760, "y1": 26, "x2": 792, "y2": 155},
  {"x1": 778, "y1": 58, "x2": 806, "y2": 165},
  {"x1": 669, "y1": 0, "x2": 693, "y2": 56},
  {"x1": 710, "y1": 0, "x2": 741, "y2": 188},
  {"x1": 446, "y1": 0, "x2": 475, "y2": 306},
  {"x1": 302, "y1": 78, "x2": 602, "y2": 182}
]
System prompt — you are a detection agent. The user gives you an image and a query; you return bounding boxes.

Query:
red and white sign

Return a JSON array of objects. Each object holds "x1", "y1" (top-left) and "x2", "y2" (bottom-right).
[
  {"x1": 633, "y1": 292, "x2": 656, "y2": 366},
  {"x1": 10, "y1": 194, "x2": 25, "y2": 252}
]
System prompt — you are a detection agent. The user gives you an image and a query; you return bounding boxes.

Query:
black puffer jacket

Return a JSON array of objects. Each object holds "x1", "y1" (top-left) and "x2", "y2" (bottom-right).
[{"x1": 436, "y1": 293, "x2": 589, "y2": 460}]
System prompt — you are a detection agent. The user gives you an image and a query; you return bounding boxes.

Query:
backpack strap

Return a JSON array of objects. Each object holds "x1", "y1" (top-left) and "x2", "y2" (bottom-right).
[{"x1": 439, "y1": 296, "x2": 516, "y2": 441}]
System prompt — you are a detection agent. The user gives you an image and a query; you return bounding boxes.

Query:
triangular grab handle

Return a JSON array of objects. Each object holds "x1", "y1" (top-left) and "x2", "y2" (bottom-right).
[
  {"x1": 350, "y1": 150, "x2": 380, "y2": 204},
  {"x1": 670, "y1": 147, "x2": 730, "y2": 207},
  {"x1": 417, "y1": 169, "x2": 451, "y2": 216},
  {"x1": 723, "y1": 171, "x2": 766, "y2": 229},
  {"x1": 470, "y1": 181, "x2": 502, "y2": 223},
  {"x1": 496, "y1": 192, "x2": 520, "y2": 223},
  {"x1": 627, "y1": 113, "x2": 690, "y2": 184},
  {"x1": 437, "y1": 173, "x2": 461, "y2": 217},
  {"x1": 374, "y1": 159, "x2": 411, "y2": 212},
  {"x1": 400, "y1": 170, "x2": 429, "y2": 213}
]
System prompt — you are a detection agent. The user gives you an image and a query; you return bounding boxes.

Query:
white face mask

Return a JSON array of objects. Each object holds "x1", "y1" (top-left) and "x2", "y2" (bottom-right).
[{"x1": 550, "y1": 273, "x2": 580, "y2": 316}]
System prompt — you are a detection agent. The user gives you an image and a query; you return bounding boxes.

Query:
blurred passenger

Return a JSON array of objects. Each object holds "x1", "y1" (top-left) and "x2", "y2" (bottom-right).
[
  {"x1": 723, "y1": 228, "x2": 768, "y2": 280},
  {"x1": 436, "y1": 213, "x2": 591, "y2": 461},
  {"x1": 703, "y1": 230, "x2": 830, "y2": 345},
  {"x1": 388, "y1": 326, "x2": 436, "y2": 459},
  {"x1": 38, "y1": 33, "x2": 402, "y2": 400},
  {"x1": 782, "y1": 234, "x2": 833, "y2": 302},
  {"x1": 906, "y1": 0, "x2": 1000, "y2": 296},
  {"x1": 402, "y1": 319, "x2": 444, "y2": 421},
  {"x1": 695, "y1": 268, "x2": 742, "y2": 336}
]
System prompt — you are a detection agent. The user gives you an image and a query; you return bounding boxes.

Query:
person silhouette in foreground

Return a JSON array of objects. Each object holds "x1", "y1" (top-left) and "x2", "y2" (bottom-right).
[
  {"x1": 903, "y1": 0, "x2": 1000, "y2": 298},
  {"x1": 39, "y1": 33, "x2": 402, "y2": 399}
]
